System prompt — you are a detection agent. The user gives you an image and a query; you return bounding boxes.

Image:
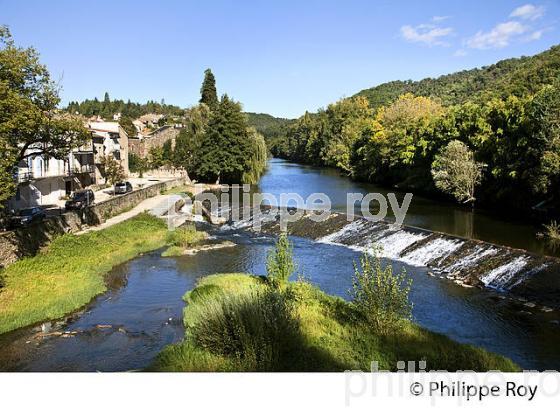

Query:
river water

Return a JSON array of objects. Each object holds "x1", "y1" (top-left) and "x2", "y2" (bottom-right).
[{"x1": 0, "y1": 158, "x2": 559, "y2": 371}]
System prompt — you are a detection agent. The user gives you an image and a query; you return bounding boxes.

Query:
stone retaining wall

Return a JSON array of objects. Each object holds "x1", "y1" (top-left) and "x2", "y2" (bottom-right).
[{"x1": 0, "y1": 177, "x2": 190, "y2": 269}]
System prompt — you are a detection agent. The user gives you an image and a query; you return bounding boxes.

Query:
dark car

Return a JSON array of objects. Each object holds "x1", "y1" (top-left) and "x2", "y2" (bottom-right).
[
  {"x1": 114, "y1": 181, "x2": 133, "y2": 195},
  {"x1": 65, "y1": 189, "x2": 95, "y2": 210},
  {"x1": 10, "y1": 206, "x2": 46, "y2": 228}
]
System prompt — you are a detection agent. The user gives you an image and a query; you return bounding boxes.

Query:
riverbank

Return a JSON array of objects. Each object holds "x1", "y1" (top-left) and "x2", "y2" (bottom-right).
[
  {"x1": 0, "y1": 213, "x2": 169, "y2": 335},
  {"x1": 151, "y1": 273, "x2": 519, "y2": 371}
]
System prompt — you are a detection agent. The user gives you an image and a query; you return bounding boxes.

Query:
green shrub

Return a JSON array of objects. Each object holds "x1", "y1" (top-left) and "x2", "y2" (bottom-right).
[
  {"x1": 266, "y1": 233, "x2": 295, "y2": 288},
  {"x1": 350, "y1": 250, "x2": 412, "y2": 333},
  {"x1": 152, "y1": 273, "x2": 519, "y2": 372},
  {"x1": 543, "y1": 220, "x2": 560, "y2": 241},
  {"x1": 186, "y1": 288, "x2": 299, "y2": 370},
  {"x1": 166, "y1": 225, "x2": 207, "y2": 247}
]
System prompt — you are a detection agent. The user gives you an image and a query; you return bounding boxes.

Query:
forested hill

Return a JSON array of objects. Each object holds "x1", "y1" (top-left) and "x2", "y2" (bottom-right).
[
  {"x1": 66, "y1": 94, "x2": 184, "y2": 119},
  {"x1": 354, "y1": 45, "x2": 560, "y2": 111},
  {"x1": 245, "y1": 112, "x2": 295, "y2": 139},
  {"x1": 271, "y1": 44, "x2": 560, "y2": 216}
]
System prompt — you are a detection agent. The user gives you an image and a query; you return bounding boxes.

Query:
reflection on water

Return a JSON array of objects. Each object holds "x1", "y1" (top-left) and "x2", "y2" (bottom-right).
[{"x1": 259, "y1": 159, "x2": 556, "y2": 256}]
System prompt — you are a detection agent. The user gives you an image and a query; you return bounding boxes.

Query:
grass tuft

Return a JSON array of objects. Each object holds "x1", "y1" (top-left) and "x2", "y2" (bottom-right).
[
  {"x1": 166, "y1": 225, "x2": 208, "y2": 247},
  {"x1": 544, "y1": 220, "x2": 560, "y2": 241}
]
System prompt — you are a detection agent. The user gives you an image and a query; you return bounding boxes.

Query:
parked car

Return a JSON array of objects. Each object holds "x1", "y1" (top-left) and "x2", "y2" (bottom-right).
[
  {"x1": 114, "y1": 181, "x2": 133, "y2": 195},
  {"x1": 10, "y1": 206, "x2": 46, "y2": 228},
  {"x1": 65, "y1": 189, "x2": 95, "y2": 210}
]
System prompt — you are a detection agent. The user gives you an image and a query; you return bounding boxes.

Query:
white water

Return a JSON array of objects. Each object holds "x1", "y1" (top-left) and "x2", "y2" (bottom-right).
[
  {"x1": 480, "y1": 256, "x2": 530, "y2": 289},
  {"x1": 376, "y1": 230, "x2": 428, "y2": 258},
  {"x1": 318, "y1": 220, "x2": 367, "y2": 244},
  {"x1": 317, "y1": 220, "x2": 543, "y2": 291},
  {"x1": 400, "y1": 237, "x2": 464, "y2": 267},
  {"x1": 443, "y1": 246, "x2": 499, "y2": 272}
]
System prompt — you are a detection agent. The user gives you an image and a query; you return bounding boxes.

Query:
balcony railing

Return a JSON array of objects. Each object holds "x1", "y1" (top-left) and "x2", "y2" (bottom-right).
[
  {"x1": 69, "y1": 164, "x2": 96, "y2": 175},
  {"x1": 15, "y1": 170, "x2": 34, "y2": 183}
]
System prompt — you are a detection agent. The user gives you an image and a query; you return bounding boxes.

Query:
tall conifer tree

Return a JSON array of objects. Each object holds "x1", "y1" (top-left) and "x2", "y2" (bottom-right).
[{"x1": 199, "y1": 68, "x2": 218, "y2": 110}]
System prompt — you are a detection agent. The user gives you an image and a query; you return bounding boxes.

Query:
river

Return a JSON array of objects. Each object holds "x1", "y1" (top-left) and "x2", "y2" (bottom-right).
[{"x1": 0, "y1": 158, "x2": 559, "y2": 371}]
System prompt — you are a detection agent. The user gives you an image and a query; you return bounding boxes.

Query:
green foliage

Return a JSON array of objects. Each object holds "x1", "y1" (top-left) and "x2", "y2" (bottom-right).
[
  {"x1": 272, "y1": 46, "x2": 560, "y2": 213},
  {"x1": 152, "y1": 273, "x2": 519, "y2": 372},
  {"x1": 543, "y1": 220, "x2": 560, "y2": 242},
  {"x1": 266, "y1": 232, "x2": 296, "y2": 288},
  {"x1": 0, "y1": 26, "x2": 89, "y2": 204},
  {"x1": 185, "y1": 287, "x2": 299, "y2": 370},
  {"x1": 199, "y1": 68, "x2": 218, "y2": 110},
  {"x1": 66, "y1": 96, "x2": 183, "y2": 119},
  {"x1": 119, "y1": 116, "x2": 137, "y2": 136},
  {"x1": 242, "y1": 128, "x2": 268, "y2": 184},
  {"x1": 0, "y1": 134, "x2": 17, "y2": 207},
  {"x1": 351, "y1": 250, "x2": 412, "y2": 333},
  {"x1": 431, "y1": 140, "x2": 484, "y2": 204},
  {"x1": 196, "y1": 94, "x2": 266, "y2": 184},
  {"x1": 128, "y1": 152, "x2": 148, "y2": 176},
  {"x1": 0, "y1": 213, "x2": 167, "y2": 334},
  {"x1": 524, "y1": 82, "x2": 560, "y2": 195},
  {"x1": 166, "y1": 225, "x2": 208, "y2": 248},
  {"x1": 245, "y1": 112, "x2": 295, "y2": 139},
  {"x1": 172, "y1": 105, "x2": 211, "y2": 172},
  {"x1": 169, "y1": 73, "x2": 267, "y2": 185},
  {"x1": 355, "y1": 46, "x2": 560, "y2": 110},
  {"x1": 148, "y1": 140, "x2": 173, "y2": 169},
  {"x1": 99, "y1": 155, "x2": 125, "y2": 185}
]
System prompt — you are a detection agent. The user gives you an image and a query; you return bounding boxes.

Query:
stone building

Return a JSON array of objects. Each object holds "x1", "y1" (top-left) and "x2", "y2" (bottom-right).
[{"x1": 128, "y1": 125, "x2": 180, "y2": 158}]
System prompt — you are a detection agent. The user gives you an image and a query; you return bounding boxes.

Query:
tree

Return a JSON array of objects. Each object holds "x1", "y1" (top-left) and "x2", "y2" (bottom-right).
[
  {"x1": 128, "y1": 152, "x2": 148, "y2": 177},
  {"x1": 199, "y1": 68, "x2": 218, "y2": 110},
  {"x1": 100, "y1": 155, "x2": 125, "y2": 185},
  {"x1": 148, "y1": 146, "x2": 164, "y2": 169},
  {"x1": 119, "y1": 116, "x2": 136, "y2": 136},
  {"x1": 524, "y1": 83, "x2": 560, "y2": 195},
  {"x1": 0, "y1": 25, "x2": 89, "y2": 203},
  {"x1": 172, "y1": 104, "x2": 211, "y2": 173},
  {"x1": 0, "y1": 135, "x2": 17, "y2": 208},
  {"x1": 321, "y1": 96, "x2": 373, "y2": 173},
  {"x1": 351, "y1": 249, "x2": 412, "y2": 333},
  {"x1": 431, "y1": 140, "x2": 484, "y2": 204},
  {"x1": 266, "y1": 233, "x2": 295, "y2": 289},
  {"x1": 196, "y1": 95, "x2": 255, "y2": 183},
  {"x1": 161, "y1": 139, "x2": 173, "y2": 164}
]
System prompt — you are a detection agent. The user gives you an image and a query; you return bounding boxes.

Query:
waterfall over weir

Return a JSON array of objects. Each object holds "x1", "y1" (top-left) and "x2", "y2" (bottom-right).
[{"x1": 221, "y1": 207, "x2": 560, "y2": 307}]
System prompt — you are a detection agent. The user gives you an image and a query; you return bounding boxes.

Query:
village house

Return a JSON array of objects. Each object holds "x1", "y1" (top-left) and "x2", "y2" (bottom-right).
[
  {"x1": 137, "y1": 113, "x2": 165, "y2": 131},
  {"x1": 88, "y1": 121, "x2": 130, "y2": 178},
  {"x1": 9, "y1": 121, "x2": 129, "y2": 211}
]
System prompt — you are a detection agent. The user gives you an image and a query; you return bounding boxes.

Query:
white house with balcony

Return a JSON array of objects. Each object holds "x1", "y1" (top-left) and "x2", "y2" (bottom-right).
[
  {"x1": 8, "y1": 121, "x2": 129, "y2": 211},
  {"x1": 10, "y1": 149, "x2": 95, "y2": 210}
]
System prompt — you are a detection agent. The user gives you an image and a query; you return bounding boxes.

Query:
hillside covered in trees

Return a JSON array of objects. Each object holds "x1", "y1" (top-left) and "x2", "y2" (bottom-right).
[
  {"x1": 271, "y1": 45, "x2": 560, "y2": 215},
  {"x1": 355, "y1": 45, "x2": 560, "y2": 111},
  {"x1": 245, "y1": 112, "x2": 295, "y2": 139}
]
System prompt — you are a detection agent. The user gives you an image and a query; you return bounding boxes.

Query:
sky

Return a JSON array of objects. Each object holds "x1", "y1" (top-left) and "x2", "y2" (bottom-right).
[{"x1": 1, "y1": 0, "x2": 559, "y2": 118}]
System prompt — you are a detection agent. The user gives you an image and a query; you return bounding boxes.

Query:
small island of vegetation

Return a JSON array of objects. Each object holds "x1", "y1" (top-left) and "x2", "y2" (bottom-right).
[{"x1": 152, "y1": 234, "x2": 518, "y2": 372}]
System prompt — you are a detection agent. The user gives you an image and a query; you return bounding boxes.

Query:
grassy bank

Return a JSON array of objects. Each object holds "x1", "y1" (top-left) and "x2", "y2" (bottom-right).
[
  {"x1": 0, "y1": 213, "x2": 168, "y2": 335},
  {"x1": 151, "y1": 273, "x2": 519, "y2": 372},
  {"x1": 162, "y1": 225, "x2": 208, "y2": 257}
]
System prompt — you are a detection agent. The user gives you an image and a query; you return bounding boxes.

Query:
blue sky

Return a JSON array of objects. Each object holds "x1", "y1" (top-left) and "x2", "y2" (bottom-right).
[{"x1": 1, "y1": 0, "x2": 559, "y2": 118}]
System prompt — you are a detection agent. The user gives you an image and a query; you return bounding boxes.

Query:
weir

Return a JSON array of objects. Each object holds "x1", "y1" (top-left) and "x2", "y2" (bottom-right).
[{"x1": 222, "y1": 206, "x2": 560, "y2": 309}]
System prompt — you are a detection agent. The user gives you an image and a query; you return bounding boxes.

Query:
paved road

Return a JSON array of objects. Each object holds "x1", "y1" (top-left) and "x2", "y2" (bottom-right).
[{"x1": 76, "y1": 194, "x2": 183, "y2": 235}]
